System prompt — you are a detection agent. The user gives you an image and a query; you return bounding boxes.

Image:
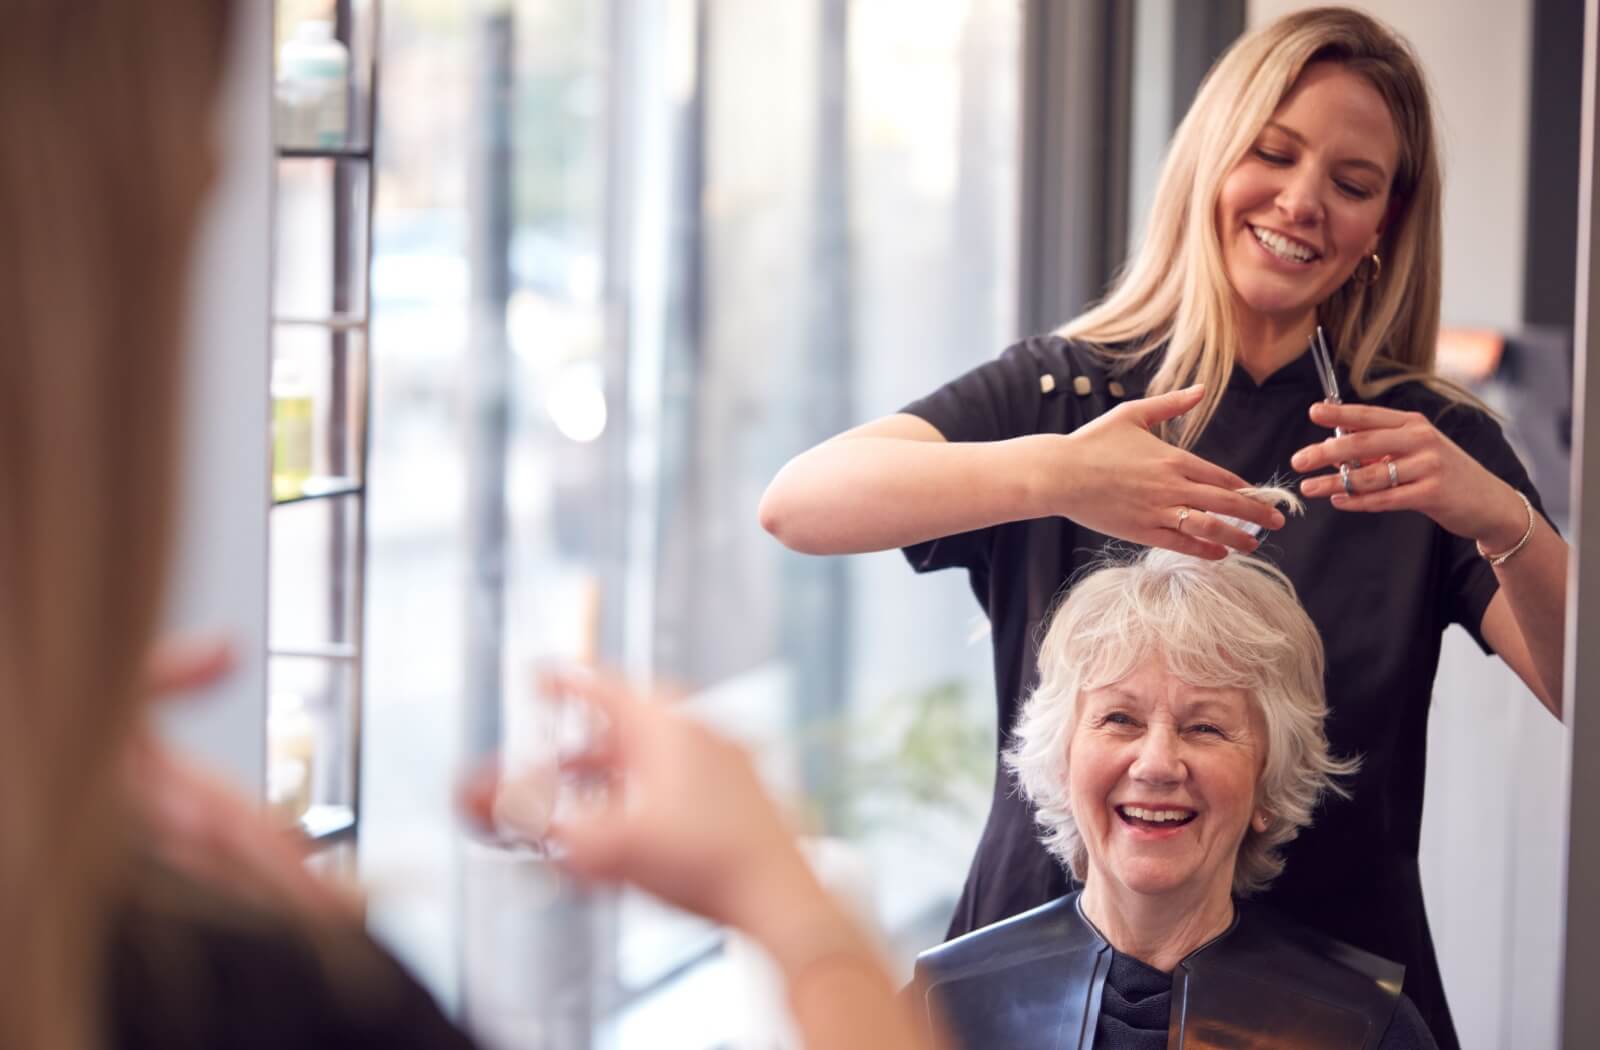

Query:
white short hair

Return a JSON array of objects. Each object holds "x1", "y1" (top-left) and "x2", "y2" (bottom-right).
[{"x1": 1004, "y1": 493, "x2": 1358, "y2": 896}]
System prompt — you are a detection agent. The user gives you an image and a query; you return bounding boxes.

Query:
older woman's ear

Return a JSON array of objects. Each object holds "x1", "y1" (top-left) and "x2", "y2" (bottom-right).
[{"x1": 1252, "y1": 812, "x2": 1270, "y2": 834}]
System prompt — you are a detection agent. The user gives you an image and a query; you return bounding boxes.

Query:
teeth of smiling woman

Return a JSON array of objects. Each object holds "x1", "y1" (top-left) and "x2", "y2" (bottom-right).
[
  {"x1": 1250, "y1": 225, "x2": 1316, "y2": 263},
  {"x1": 1120, "y1": 806, "x2": 1194, "y2": 823}
]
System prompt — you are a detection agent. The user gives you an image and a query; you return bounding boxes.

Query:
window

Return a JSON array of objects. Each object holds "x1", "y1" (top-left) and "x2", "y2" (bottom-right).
[{"x1": 358, "y1": 2, "x2": 1021, "y2": 1042}]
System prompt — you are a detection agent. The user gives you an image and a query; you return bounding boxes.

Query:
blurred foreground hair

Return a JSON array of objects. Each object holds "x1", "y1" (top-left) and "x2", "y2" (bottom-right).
[{"x1": 0, "y1": 4, "x2": 233, "y2": 1046}]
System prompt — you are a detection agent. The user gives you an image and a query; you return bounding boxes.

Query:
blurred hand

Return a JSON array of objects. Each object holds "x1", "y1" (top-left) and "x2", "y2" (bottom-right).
[
  {"x1": 476, "y1": 668, "x2": 824, "y2": 934},
  {"x1": 1052, "y1": 385, "x2": 1286, "y2": 558},
  {"x1": 129, "y1": 633, "x2": 360, "y2": 921},
  {"x1": 466, "y1": 670, "x2": 939, "y2": 1050}
]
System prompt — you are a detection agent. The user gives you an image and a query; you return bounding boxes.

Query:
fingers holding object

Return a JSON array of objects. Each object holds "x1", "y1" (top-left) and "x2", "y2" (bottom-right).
[
  {"x1": 1291, "y1": 426, "x2": 1424, "y2": 473},
  {"x1": 1173, "y1": 503, "x2": 1263, "y2": 553},
  {"x1": 1308, "y1": 401, "x2": 1417, "y2": 432},
  {"x1": 1185, "y1": 485, "x2": 1287, "y2": 532},
  {"x1": 1156, "y1": 525, "x2": 1232, "y2": 561},
  {"x1": 1176, "y1": 450, "x2": 1253, "y2": 494},
  {"x1": 1300, "y1": 454, "x2": 1419, "y2": 500}
]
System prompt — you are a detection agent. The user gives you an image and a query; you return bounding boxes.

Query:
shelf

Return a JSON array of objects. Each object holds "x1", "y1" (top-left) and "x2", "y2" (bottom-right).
[
  {"x1": 271, "y1": 642, "x2": 360, "y2": 663},
  {"x1": 270, "y1": 0, "x2": 379, "y2": 869},
  {"x1": 272, "y1": 479, "x2": 363, "y2": 507},
  {"x1": 301, "y1": 802, "x2": 357, "y2": 845},
  {"x1": 276, "y1": 313, "x2": 368, "y2": 332},
  {"x1": 277, "y1": 144, "x2": 373, "y2": 161}
]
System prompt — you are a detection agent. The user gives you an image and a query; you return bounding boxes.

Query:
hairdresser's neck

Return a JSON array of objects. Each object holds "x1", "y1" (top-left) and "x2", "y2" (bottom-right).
[{"x1": 1233, "y1": 306, "x2": 1316, "y2": 386}]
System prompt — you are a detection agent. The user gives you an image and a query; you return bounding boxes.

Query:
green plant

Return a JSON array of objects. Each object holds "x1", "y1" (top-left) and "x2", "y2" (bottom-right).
[{"x1": 799, "y1": 678, "x2": 993, "y2": 838}]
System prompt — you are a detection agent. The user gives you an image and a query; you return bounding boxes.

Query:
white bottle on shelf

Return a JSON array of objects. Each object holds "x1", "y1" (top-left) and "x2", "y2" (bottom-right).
[{"x1": 277, "y1": 20, "x2": 349, "y2": 149}]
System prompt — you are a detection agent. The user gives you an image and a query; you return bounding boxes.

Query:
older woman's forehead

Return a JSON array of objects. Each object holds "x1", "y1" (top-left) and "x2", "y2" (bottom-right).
[{"x1": 1085, "y1": 672, "x2": 1252, "y2": 714}]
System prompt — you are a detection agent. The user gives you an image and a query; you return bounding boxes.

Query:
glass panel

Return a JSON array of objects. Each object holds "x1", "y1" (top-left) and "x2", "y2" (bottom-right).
[
  {"x1": 272, "y1": 323, "x2": 367, "y2": 501},
  {"x1": 269, "y1": 493, "x2": 360, "y2": 651},
  {"x1": 358, "y1": 1, "x2": 1019, "y2": 1037},
  {"x1": 638, "y1": 0, "x2": 1016, "y2": 982},
  {"x1": 274, "y1": 157, "x2": 371, "y2": 321}
]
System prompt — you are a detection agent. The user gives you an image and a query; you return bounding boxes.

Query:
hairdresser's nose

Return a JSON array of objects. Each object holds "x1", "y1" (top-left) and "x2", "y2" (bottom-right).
[{"x1": 1275, "y1": 165, "x2": 1324, "y2": 228}]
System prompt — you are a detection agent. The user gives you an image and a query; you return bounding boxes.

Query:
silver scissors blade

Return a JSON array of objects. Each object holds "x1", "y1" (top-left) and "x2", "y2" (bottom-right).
[
  {"x1": 1309, "y1": 325, "x2": 1340, "y2": 403},
  {"x1": 1307, "y1": 325, "x2": 1353, "y2": 490}
]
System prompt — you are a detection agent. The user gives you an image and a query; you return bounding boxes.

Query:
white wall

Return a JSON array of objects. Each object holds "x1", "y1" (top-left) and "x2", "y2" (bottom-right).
[
  {"x1": 159, "y1": 3, "x2": 273, "y2": 793},
  {"x1": 1247, "y1": 4, "x2": 1561, "y2": 1048}
]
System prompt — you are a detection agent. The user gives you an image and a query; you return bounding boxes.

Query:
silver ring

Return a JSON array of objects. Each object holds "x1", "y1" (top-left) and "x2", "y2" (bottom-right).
[
  {"x1": 1339, "y1": 463, "x2": 1354, "y2": 496},
  {"x1": 1385, "y1": 458, "x2": 1400, "y2": 489},
  {"x1": 1176, "y1": 507, "x2": 1191, "y2": 532}
]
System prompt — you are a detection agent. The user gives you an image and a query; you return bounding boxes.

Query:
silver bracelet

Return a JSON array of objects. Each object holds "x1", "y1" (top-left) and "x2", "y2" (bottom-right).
[{"x1": 1477, "y1": 490, "x2": 1536, "y2": 568}]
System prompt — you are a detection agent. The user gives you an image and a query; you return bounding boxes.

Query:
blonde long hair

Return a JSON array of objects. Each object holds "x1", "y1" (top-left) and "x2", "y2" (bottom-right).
[
  {"x1": 1060, "y1": 6, "x2": 1453, "y2": 447},
  {"x1": 0, "y1": 4, "x2": 232, "y2": 1047}
]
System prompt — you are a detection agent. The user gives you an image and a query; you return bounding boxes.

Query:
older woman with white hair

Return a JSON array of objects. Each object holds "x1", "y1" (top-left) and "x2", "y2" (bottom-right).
[{"x1": 914, "y1": 536, "x2": 1438, "y2": 1049}]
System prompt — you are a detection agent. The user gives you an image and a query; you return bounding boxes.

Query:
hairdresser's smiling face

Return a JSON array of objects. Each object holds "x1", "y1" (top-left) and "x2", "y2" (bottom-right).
[
  {"x1": 1070, "y1": 663, "x2": 1266, "y2": 907},
  {"x1": 1215, "y1": 62, "x2": 1399, "y2": 333}
]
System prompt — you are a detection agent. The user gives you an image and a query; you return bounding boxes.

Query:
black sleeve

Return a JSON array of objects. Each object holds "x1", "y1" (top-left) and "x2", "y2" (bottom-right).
[
  {"x1": 1377, "y1": 993, "x2": 1441, "y2": 1050},
  {"x1": 1433, "y1": 403, "x2": 1551, "y2": 655},
  {"x1": 898, "y1": 339, "x2": 1063, "y2": 575}
]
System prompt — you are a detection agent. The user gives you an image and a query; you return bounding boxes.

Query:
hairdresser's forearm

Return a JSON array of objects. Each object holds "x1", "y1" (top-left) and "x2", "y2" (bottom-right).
[
  {"x1": 1491, "y1": 523, "x2": 1569, "y2": 719},
  {"x1": 739, "y1": 870, "x2": 940, "y2": 1050},
  {"x1": 759, "y1": 432, "x2": 1060, "y2": 555}
]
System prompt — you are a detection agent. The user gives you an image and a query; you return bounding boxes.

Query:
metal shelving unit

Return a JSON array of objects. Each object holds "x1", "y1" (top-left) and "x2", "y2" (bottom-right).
[{"x1": 268, "y1": 0, "x2": 379, "y2": 848}]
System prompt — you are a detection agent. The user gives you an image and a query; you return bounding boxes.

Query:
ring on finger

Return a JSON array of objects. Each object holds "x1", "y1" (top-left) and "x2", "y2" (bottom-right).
[
  {"x1": 1384, "y1": 456, "x2": 1400, "y2": 489},
  {"x1": 1339, "y1": 462, "x2": 1355, "y2": 496},
  {"x1": 1176, "y1": 506, "x2": 1191, "y2": 532}
]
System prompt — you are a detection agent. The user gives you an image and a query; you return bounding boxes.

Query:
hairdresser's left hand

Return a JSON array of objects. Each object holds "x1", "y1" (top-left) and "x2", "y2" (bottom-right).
[{"x1": 1292, "y1": 402, "x2": 1528, "y2": 550}]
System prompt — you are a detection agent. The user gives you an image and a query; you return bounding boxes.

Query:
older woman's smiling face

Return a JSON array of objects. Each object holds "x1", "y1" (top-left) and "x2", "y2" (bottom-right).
[{"x1": 1069, "y1": 664, "x2": 1267, "y2": 904}]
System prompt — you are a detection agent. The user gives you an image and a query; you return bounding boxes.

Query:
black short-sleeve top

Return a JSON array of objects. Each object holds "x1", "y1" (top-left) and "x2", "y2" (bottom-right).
[{"x1": 900, "y1": 335, "x2": 1546, "y2": 1050}]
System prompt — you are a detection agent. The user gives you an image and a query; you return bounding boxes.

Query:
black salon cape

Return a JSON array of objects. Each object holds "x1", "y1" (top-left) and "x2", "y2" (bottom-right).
[
  {"x1": 913, "y1": 892, "x2": 1438, "y2": 1049},
  {"x1": 901, "y1": 335, "x2": 1549, "y2": 1050}
]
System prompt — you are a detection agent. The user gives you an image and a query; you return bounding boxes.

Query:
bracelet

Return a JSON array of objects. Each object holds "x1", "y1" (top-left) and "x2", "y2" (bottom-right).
[{"x1": 1477, "y1": 490, "x2": 1536, "y2": 567}]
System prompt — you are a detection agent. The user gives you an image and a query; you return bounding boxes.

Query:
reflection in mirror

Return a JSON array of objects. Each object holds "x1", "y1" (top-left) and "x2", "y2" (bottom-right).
[{"x1": 346, "y1": 1, "x2": 1595, "y2": 1047}]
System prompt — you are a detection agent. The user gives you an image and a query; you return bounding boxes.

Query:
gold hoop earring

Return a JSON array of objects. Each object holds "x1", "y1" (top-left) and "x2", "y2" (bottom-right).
[{"x1": 1353, "y1": 252, "x2": 1382, "y2": 286}]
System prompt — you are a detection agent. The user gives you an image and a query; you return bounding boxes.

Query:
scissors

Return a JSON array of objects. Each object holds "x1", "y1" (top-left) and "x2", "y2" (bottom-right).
[{"x1": 1307, "y1": 324, "x2": 1357, "y2": 494}]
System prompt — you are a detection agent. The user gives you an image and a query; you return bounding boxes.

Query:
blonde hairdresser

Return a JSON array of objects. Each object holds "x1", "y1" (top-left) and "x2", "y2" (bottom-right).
[{"x1": 761, "y1": 9, "x2": 1564, "y2": 1046}]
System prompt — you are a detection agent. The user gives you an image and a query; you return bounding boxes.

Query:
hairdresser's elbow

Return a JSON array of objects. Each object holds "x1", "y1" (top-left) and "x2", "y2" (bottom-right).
[{"x1": 758, "y1": 478, "x2": 824, "y2": 554}]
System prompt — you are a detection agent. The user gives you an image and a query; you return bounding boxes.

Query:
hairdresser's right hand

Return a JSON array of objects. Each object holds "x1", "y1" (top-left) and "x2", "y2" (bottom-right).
[
  {"x1": 533, "y1": 669, "x2": 827, "y2": 935},
  {"x1": 1045, "y1": 384, "x2": 1284, "y2": 558}
]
